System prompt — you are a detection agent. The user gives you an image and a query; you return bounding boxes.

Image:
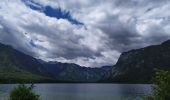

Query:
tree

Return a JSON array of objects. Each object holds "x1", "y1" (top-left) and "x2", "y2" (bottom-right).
[
  {"x1": 152, "y1": 69, "x2": 170, "y2": 100},
  {"x1": 146, "y1": 69, "x2": 170, "y2": 100},
  {"x1": 9, "y1": 84, "x2": 40, "y2": 100}
]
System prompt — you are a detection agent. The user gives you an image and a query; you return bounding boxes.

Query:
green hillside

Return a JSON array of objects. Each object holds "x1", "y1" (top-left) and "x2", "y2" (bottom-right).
[{"x1": 0, "y1": 43, "x2": 51, "y2": 83}]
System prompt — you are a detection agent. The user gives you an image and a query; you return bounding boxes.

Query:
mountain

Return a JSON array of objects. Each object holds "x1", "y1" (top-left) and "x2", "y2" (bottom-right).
[
  {"x1": 0, "y1": 43, "x2": 111, "y2": 83},
  {"x1": 3, "y1": 39, "x2": 170, "y2": 83},
  {"x1": 0, "y1": 43, "x2": 53, "y2": 83},
  {"x1": 106, "y1": 40, "x2": 170, "y2": 83},
  {"x1": 40, "y1": 61, "x2": 111, "y2": 82}
]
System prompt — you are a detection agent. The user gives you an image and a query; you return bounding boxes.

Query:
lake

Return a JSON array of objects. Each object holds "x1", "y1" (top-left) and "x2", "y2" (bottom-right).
[{"x1": 0, "y1": 84, "x2": 152, "y2": 100}]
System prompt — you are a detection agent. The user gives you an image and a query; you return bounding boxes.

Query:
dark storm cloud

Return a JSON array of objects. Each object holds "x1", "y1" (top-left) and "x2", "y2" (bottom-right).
[
  {"x1": 88, "y1": 0, "x2": 170, "y2": 52},
  {"x1": 95, "y1": 15, "x2": 140, "y2": 52}
]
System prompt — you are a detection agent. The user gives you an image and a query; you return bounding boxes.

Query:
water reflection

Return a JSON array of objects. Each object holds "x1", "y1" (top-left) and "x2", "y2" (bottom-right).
[
  {"x1": 117, "y1": 84, "x2": 152, "y2": 100},
  {"x1": 118, "y1": 84, "x2": 152, "y2": 95},
  {"x1": 0, "y1": 84, "x2": 152, "y2": 100}
]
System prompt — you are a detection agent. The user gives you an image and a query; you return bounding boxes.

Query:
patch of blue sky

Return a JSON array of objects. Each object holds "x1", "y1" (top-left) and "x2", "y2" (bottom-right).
[{"x1": 22, "y1": 0, "x2": 84, "y2": 25}]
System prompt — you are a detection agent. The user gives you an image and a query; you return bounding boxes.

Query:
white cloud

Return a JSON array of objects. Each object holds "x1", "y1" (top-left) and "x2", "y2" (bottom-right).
[{"x1": 0, "y1": 0, "x2": 170, "y2": 67}]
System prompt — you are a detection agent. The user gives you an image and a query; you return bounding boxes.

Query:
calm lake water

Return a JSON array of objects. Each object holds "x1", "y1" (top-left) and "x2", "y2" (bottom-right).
[{"x1": 0, "y1": 84, "x2": 152, "y2": 100}]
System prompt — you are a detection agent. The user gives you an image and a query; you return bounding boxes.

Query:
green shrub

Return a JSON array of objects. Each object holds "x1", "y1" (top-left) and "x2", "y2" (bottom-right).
[
  {"x1": 9, "y1": 84, "x2": 40, "y2": 100},
  {"x1": 152, "y1": 69, "x2": 170, "y2": 100},
  {"x1": 145, "y1": 69, "x2": 170, "y2": 100}
]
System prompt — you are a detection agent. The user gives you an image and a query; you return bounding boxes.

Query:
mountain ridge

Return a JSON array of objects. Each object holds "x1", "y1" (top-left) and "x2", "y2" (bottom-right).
[
  {"x1": 1, "y1": 39, "x2": 170, "y2": 83},
  {"x1": 0, "y1": 42, "x2": 111, "y2": 83},
  {"x1": 40, "y1": 61, "x2": 111, "y2": 82},
  {"x1": 106, "y1": 39, "x2": 170, "y2": 83}
]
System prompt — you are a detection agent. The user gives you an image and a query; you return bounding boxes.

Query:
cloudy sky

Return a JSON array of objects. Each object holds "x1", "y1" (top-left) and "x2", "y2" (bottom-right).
[{"x1": 0, "y1": 0, "x2": 170, "y2": 67}]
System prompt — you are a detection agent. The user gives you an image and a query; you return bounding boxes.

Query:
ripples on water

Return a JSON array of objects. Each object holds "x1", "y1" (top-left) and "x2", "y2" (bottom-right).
[{"x1": 0, "y1": 84, "x2": 152, "y2": 100}]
